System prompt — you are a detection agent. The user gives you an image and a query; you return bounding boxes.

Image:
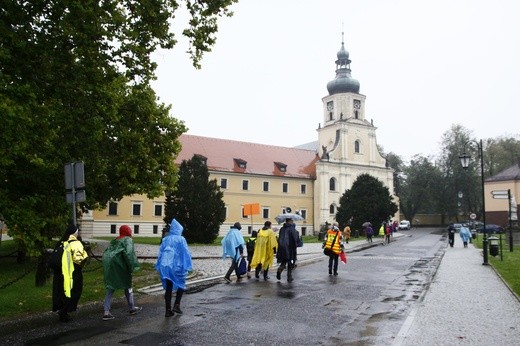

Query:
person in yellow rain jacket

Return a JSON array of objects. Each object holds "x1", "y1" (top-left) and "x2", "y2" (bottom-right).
[
  {"x1": 323, "y1": 223, "x2": 343, "y2": 276},
  {"x1": 52, "y1": 224, "x2": 88, "y2": 322},
  {"x1": 250, "y1": 221, "x2": 278, "y2": 280}
]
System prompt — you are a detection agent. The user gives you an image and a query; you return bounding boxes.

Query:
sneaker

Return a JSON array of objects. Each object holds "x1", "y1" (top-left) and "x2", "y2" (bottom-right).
[
  {"x1": 103, "y1": 313, "x2": 115, "y2": 321},
  {"x1": 165, "y1": 310, "x2": 175, "y2": 317},
  {"x1": 224, "y1": 276, "x2": 232, "y2": 283},
  {"x1": 129, "y1": 306, "x2": 142, "y2": 315}
]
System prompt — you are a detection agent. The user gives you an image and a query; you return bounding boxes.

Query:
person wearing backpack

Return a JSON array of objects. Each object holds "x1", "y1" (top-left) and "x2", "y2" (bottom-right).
[
  {"x1": 101, "y1": 225, "x2": 142, "y2": 320},
  {"x1": 322, "y1": 224, "x2": 343, "y2": 276},
  {"x1": 245, "y1": 231, "x2": 257, "y2": 279},
  {"x1": 51, "y1": 224, "x2": 88, "y2": 322}
]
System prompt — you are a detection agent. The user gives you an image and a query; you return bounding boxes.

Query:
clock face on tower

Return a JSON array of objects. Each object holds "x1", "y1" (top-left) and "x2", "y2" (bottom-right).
[
  {"x1": 353, "y1": 100, "x2": 361, "y2": 109},
  {"x1": 326, "y1": 101, "x2": 334, "y2": 111}
]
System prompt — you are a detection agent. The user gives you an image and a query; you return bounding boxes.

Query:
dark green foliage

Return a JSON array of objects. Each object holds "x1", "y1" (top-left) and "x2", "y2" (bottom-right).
[
  {"x1": 336, "y1": 174, "x2": 398, "y2": 233},
  {"x1": 0, "y1": 0, "x2": 236, "y2": 264},
  {"x1": 164, "y1": 156, "x2": 226, "y2": 243}
]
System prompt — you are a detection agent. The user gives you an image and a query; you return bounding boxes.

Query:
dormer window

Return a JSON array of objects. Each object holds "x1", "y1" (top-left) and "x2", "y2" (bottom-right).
[
  {"x1": 194, "y1": 154, "x2": 207, "y2": 165},
  {"x1": 234, "y1": 158, "x2": 247, "y2": 169},
  {"x1": 274, "y1": 161, "x2": 287, "y2": 172}
]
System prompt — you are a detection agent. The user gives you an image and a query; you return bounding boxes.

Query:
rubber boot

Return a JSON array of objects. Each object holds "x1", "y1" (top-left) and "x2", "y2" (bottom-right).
[
  {"x1": 264, "y1": 268, "x2": 270, "y2": 280},
  {"x1": 173, "y1": 289, "x2": 184, "y2": 314}
]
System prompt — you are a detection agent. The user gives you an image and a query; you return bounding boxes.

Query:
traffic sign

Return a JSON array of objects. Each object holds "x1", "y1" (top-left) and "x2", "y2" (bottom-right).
[{"x1": 470, "y1": 213, "x2": 476, "y2": 220}]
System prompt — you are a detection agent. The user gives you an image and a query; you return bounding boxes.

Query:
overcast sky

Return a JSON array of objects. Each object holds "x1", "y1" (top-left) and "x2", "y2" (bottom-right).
[{"x1": 151, "y1": 0, "x2": 520, "y2": 162}]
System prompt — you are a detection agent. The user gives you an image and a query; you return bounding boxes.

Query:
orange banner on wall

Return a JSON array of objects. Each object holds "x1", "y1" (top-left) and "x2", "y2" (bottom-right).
[{"x1": 243, "y1": 203, "x2": 260, "y2": 216}]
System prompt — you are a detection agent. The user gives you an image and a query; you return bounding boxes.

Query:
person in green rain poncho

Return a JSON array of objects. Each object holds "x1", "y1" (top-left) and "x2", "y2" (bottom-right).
[{"x1": 101, "y1": 225, "x2": 142, "y2": 320}]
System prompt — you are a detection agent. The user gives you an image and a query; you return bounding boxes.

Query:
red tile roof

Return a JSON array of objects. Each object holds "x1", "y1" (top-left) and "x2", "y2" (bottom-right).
[{"x1": 177, "y1": 134, "x2": 318, "y2": 178}]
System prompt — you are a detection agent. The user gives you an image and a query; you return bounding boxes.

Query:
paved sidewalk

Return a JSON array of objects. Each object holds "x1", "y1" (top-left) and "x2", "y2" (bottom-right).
[{"x1": 394, "y1": 239, "x2": 520, "y2": 345}]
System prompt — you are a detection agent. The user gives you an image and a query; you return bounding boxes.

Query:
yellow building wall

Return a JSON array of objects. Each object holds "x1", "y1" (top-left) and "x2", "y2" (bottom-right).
[{"x1": 80, "y1": 172, "x2": 315, "y2": 238}]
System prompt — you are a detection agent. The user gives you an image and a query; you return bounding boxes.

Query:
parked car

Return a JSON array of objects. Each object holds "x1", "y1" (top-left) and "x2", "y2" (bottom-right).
[
  {"x1": 476, "y1": 224, "x2": 504, "y2": 234},
  {"x1": 398, "y1": 220, "x2": 411, "y2": 230}
]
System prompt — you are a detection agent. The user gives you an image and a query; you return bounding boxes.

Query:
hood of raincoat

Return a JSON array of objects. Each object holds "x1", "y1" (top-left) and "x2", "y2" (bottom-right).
[
  {"x1": 166, "y1": 219, "x2": 183, "y2": 237},
  {"x1": 117, "y1": 225, "x2": 132, "y2": 239}
]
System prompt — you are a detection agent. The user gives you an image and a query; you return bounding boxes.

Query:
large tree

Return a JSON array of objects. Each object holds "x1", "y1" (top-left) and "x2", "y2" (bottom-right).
[
  {"x1": 164, "y1": 155, "x2": 225, "y2": 244},
  {"x1": 0, "y1": 0, "x2": 237, "y2": 284},
  {"x1": 336, "y1": 174, "x2": 398, "y2": 234}
]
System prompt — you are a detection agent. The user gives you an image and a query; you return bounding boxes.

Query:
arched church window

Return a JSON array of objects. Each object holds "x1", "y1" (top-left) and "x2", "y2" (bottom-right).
[
  {"x1": 329, "y1": 177, "x2": 336, "y2": 191},
  {"x1": 329, "y1": 112, "x2": 333, "y2": 121},
  {"x1": 355, "y1": 110, "x2": 359, "y2": 119},
  {"x1": 355, "y1": 140, "x2": 360, "y2": 153},
  {"x1": 329, "y1": 204, "x2": 335, "y2": 214}
]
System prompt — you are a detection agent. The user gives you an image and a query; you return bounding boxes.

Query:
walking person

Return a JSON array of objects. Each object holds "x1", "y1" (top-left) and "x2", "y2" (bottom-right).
[
  {"x1": 459, "y1": 225, "x2": 472, "y2": 248},
  {"x1": 245, "y1": 230, "x2": 257, "y2": 279},
  {"x1": 101, "y1": 225, "x2": 142, "y2": 320},
  {"x1": 276, "y1": 218, "x2": 299, "y2": 282},
  {"x1": 343, "y1": 223, "x2": 351, "y2": 244},
  {"x1": 385, "y1": 223, "x2": 392, "y2": 244},
  {"x1": 447, "y1": 223, "x2": 455, "y2": 247},
  {"x1": 250, "y1": 221, "x2": 278, "y2": 280},
  {"x1": 222, "y1": 222, "x2": 246, "y2": 283},
  {"x1": 323, "y1": 224, "x2": 343, "y2": 275},
  {"x1": 52, "y1": 224, "x2": 88, "y2": 322},
  {"x1": 366, "y1": 224, "x2": 374, "y2": 243},
  {"x1": 156, "y1": 219, "x2": 192, "y2": 317}
]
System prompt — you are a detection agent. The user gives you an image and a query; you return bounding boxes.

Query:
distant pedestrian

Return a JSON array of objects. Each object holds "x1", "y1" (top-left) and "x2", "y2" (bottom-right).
[
  {"x1": 245, "y1": 230, "x2": 257, "y2": 279},
  {"x1": 323, "y1": 224, "x2": 343, "y2": 275},
  {"x1": 343, "y1": 224, "x2": 351, "y2": 244},
  {"x1": 52, "y1": 224, "x2": 88, "y2": 322},
  {"x1": 366, "y1": 225, "x2": 374, "y2": 243},
  {"x1": 156, "y1": 219, "x2": 192, "y2": 317},
  {"x1": 276, "y1": 218, "x2": 299, "y2": 282},
  {"x1": 459, "y1": 225, "x2": 472, "y2": 248},
  {"x1": 385, "y1": 224, "x2": 392, "y2": 244},
  {"x1": 250, "y1": 221, "x2": 278, "y2": 280},
  {"x1": 101, "y1": 225, "x2": 142, "y2": 321},
  {"x1": 222, "y1": 222, "x2": 246, "y2": 283},
  {"x1": 448, "y1": 223, "x2": 455, "y2": 247}
]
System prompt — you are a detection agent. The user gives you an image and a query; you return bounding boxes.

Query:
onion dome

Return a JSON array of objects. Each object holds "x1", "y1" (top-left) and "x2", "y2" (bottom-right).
[{"x1": 326, "y1": 36, "x2": 360, "y2": 95}]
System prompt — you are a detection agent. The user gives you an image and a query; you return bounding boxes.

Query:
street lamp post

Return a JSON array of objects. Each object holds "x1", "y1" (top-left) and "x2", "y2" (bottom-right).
[{"x1": 459, "y1": 139, "x2": 488, "y2": 265}]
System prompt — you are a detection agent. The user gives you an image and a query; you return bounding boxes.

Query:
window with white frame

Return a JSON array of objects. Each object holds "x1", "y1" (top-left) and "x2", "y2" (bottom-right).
[
  {"x1": 132, "y1": 203, "x2": 142, "y2": 216},
  {"x1": 282, "y1": 182, "x2": 288, "y2": 193},
  {"x1": 220, "y1": 178, "x2": 228, "y2": 189},
  {"x1": 300, "y1": 184, "x2": 307, "y2": 194},
  {"x1": 263, "y1": 181, "x2": 269, "y2": 192},
  {"x1": 242, "y1": 180, "x2": 249, "y2": 191}
]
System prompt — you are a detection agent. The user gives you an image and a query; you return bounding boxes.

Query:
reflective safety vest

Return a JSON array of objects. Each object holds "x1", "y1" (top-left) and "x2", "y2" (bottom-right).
[{"x1": 324, "y1": 230, "x2": 342, "y2": 254}]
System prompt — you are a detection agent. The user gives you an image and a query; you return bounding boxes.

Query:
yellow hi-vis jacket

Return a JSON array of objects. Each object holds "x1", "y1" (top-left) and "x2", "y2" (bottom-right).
[
  {"x1": 324, "y1": 230, "x2": 342, "y2": 255},
  {"x1": 62, "y1": 241, "x2": 74, "y2": 298}
]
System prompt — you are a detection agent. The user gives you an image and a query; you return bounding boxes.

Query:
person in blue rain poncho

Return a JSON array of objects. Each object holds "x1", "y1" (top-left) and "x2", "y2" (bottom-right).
[
  {"x1": 222, "y1": 222, "x2": 246, "y2": 283},
  {"x1": 459, "y1": 225, "x2": 472, "y2": 248},
  {"x1": 155, "y1": 219, "x2": 192, "y2": 317}
]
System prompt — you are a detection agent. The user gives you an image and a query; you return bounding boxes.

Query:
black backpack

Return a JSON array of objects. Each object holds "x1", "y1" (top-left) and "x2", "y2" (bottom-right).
[
  {"x1": 246, "y1": 237, "x2": 256, "y2": 254},
  {"x1": 48, "y1": 240, "x2": 75, "y2": 270}
]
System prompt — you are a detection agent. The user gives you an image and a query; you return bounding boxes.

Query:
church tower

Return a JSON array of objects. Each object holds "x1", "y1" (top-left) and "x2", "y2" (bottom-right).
[{"x1": 314, "y1": 34, "x2": 395, "y2": 227}]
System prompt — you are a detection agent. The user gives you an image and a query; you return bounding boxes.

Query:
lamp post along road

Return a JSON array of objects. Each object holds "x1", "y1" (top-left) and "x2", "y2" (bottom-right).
[{"x1": 459, "y1": 139, "x2": 488, "y2": 265}]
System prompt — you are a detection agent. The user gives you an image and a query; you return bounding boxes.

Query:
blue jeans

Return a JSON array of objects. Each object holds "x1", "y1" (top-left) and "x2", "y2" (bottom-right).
[{"x1": 103, "y1": 288, "x2": 135, "y2": 314}]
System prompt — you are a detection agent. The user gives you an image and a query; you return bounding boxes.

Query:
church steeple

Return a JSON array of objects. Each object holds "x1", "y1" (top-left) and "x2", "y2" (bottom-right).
[{"x1": 326, "y1": 33, "x2": 360, "y2": 95}]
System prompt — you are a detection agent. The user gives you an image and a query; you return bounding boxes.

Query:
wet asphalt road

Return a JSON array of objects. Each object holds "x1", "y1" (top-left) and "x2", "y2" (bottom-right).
[{"x1": 0, "y1": 228, "x2": 446, "y2": 345}]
